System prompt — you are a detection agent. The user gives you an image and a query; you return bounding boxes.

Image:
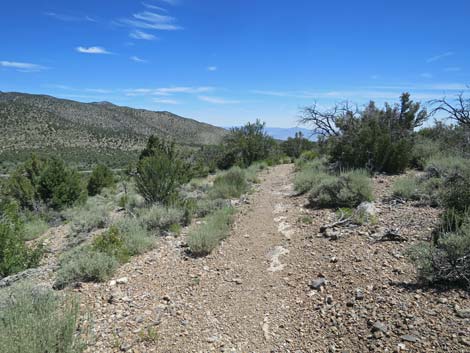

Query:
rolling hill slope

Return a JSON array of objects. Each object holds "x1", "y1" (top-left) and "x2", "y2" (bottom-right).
[{"x1": 0, "y1": 92, "x2": 227, "y2": 170}]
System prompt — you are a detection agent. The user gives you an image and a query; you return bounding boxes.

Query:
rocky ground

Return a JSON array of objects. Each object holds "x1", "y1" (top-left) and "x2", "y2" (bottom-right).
[{"x1": 71, "y1": 164, "x2": 470, "y2": 352}]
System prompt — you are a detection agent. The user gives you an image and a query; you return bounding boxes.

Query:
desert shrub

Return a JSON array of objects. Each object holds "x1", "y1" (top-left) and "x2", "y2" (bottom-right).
[
  {"x1": 209, "y1": 167, "x2": 248, "y2": 199},
  {"x1": 218, "y1": 120, "x2": 277, "y2": 169},
  {"x1": 194, "y1": 198, "x2": 229, "y2": 218},
  {"x1": 139, "y1": 205, "x2": 184, "y2": 232},
  {"x1": 37, "y1": 158, "x2": 83, "y2": 210},
  {"x1": 408, "y1": 210, "x2": 470, "y2": 288},
  {"x1": 0, "y1": 202, "x2": 43, "y2": 277},
  {"x1": 87, "y1": 164, "x2": 114, "y2": 196},
  {"x1": 92, "y1": 226, "x2": 129, "y2": 263},
  {"x1": 301, "y1": 93, "x2": 427, "y2": 174},
  {"x1": 55, "y1": 246, "x2": 118, "y2": 288},
  {"x1": 308, "y1": 169, "x2": 373, "y2": 208},
  {"x1": 64, "y1": 196, "x2": 111, "y2": 234},
  {"x1": 410, "y1": 136, "x2": 442, "y2": 170},
  {"x1": 187, "y1": 207, "x2": 235, "y2": 256},
  {"x1": 22, "y1": 216, "x2": 49, "y2": 241},
  {"x1": 293, "y1": 158, "x2": 328, "y2": 194},
  {"x1": 0, "y1": 284, "x2": 84, "y2": 353},
  {"x1": 281, "y1": 132, "x2": 316, "y2": 158},
  {"x1": 135, "y1": 136, "x2": 190, "y2": 205},
  {"x1": 392, "y1": 175, "x2": 423, "y2": 201},
  {"x1": 115, "y1": 218, "x2": 155, "y2": 255},
  {"x1": 438, "y1": 166, "x2": 470, "y2": 213},
  {"x1": 424, "y1": 154, "x2": 469, "y2": 178}
]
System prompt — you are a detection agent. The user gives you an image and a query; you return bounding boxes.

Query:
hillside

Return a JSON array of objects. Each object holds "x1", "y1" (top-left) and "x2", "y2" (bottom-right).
[{"x1": 0, "y1": 91, "x2": 227, "y2": 170}]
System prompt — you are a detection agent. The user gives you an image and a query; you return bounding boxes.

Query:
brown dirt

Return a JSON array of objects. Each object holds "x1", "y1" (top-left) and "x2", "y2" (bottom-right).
[{"x1": 76, "y1": 164, "x2": 469, "y2": 353}]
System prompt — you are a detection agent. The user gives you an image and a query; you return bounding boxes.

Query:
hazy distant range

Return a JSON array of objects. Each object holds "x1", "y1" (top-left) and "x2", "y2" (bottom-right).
[{"x1": 223, "y1": 126, "x2": 316, "y2": 141}]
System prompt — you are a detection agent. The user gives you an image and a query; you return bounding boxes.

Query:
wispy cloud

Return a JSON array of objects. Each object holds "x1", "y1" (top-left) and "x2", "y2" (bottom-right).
[
  {"x1": 159, "y1": 0, "x2": 179, "y2": 5},
  {"x1": 43, "y1": 84, "x2": 112, "y2": 94},
  {"x1": 130, "y1": 30, "x2": 157, "y2": 40},
  {"x1": 420, "y1": 72, "x2": 433, "y2": 79},
  {"x1": 130, "y1": 56, "x2": 148, "y2": 63},
  {"x1": 426, "y1": 51, "x2": 454, "y2": 63},
  {"x1": 124, "y1": 86, "x2": 213, "y2": 96},
  {"x1": 76, "y1": 46, "x2": 111, "y2": 54},
  {"x1": 251, "y1": 90, "x2": 294, "y2": 97},
  {"x1": 142, "y1": 2, "x2": 168, "y2": 12},
  {"x1": 0, "y1": 60, "x2": 47, "y2": 72},
  {"x1": 207, "y1": 66, "x2": 217, "y2": 71},
  {"x1": 198, "y1": 96, "x2": 240, "y2": 104},
  {"x1": 44, "y1": 11, "x2": 96, "y2": 22},
  {"x1": 119, "y1": 11, "x2": 182, "y2": 31},
  {"x1": 153, "y1": 98, "x2": 180, "y2": 104},
  {"x1": 444, "y1": 67, "x2": 461, "y2": 72}
]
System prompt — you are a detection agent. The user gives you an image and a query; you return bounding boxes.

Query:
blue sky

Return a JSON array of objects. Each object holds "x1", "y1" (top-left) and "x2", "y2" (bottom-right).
[{"x1": 1, "y1": 0, "x2": 469, "y2": 127}]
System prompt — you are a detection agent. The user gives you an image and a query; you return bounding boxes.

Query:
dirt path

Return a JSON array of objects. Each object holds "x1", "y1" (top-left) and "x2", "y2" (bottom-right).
[
  {"x1": 78, "y1": 165, "x2": 469, "y2": 353},
  {"x1": 80, "y1": 164, "x2": 311, "y2": 352}
]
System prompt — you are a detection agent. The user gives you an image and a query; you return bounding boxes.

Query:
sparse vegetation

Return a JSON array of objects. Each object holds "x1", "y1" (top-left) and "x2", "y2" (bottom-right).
[
  {"x1": 0, "y1": 283, "x2": 84, "y2": 353},
  {"x1": 307, "y1": 169, "x2": 373, "y2": 208},
  {"x1": 187, "y1": 207, "x2": 235, "y2": 256},
  {"x1": 139, "y1": 205, "x2": 184, "y2": 232},
  {"x1": 209, "y1": 167, "x2": 249, "y2": 199}
]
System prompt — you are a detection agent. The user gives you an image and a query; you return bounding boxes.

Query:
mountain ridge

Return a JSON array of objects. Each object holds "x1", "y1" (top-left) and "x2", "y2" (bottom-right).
[{"x1": 0, "y1": 91, "x2": 227, "y2": 170}]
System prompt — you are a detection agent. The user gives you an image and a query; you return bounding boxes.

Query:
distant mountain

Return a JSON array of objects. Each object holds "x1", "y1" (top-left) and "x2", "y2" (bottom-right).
[
  {"x1": 0, "y1": 91, "x2": 227, "y2": 170},
  {"x1": 263, "y1": 127, "x2": 316, "y2": 141}
]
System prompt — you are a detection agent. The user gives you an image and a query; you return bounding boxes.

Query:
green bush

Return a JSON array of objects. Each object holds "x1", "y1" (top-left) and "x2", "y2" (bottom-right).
[
  {"x1": 87, "y1": 164, "x2": 114, "y2": 196},
  {"x1": 55, "y1": 246, "x2": 118, "y2": 288},
  {"x1": 410, "y1": 136, "x2": 441, "y2": 170},
  {"x1": 281, "y1": 132, "x2": 316, "y2": 158},
  {"x1": 22, "y1": 216, "x2": 49, "y2": 241},
  {"x1": 294, "y1": 158, "x2": 328, "y2": 194},
  {"x1": 307, "y1": 169, "x2": 373, "y2": 208},
  {"x1": 408, "y1": 210, "x2": 470, "y2": 287},
  {"x1": 0, "y1": 202, "x2": 43, "y2": 277},
  {"x1": 92, "y1": 226, "x2": 129, "y2": 263},
  {"x1": 187, "y1": 207, "x2": 235, "y2": 256},
  {"x1": 115, "y1": 218, "x2": 155, "y2": 255},
  {"x1": 392, "y1": 175, "x2": 423, "y2": 201},
  {"x1": 194, "y1": 198, "x2": 229, "y2": 218},
  {"x1": 209, "y1": 167, "x2": 248, "y2": 199},
  {"x1": 0, "y1": 284, "x2": 84, "y2": 353},
  {"x1": 135, "y1": 136, "x2": 190, "y2": 205},
  {"x1": 64, "y1": 196, "x2": 111, "y2": 234},
  {"x1": 139, "y1": 205, "x2": 184, "y2": 232},
  {"x1": 37, "y1": 158, "x2": 83, "y2": 210}
]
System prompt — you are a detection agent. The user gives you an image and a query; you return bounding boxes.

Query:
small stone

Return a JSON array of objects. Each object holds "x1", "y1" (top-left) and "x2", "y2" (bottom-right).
[
  {"x1": 120, "y1": 343, "x2": 132, "y2": 351},
  {"x1": 325, "y1": 295, "x2": 333, "y2": 304},
  {"x1": 372, "y1": 321, "x2": 388, "y2": 333},
  {"x1": 400, "y1": 335, "x2": 418, "y2": 343},
  {"x1": 460, "y1": 337, "x2": 470, "y2": 346},
  {"x1": 116, "y1": 277, "x2": 128, "y2": 285},
  {"x1": 232, "y1": 278, "x2": 243, "y2": 285},
  {"x1": 373, "y1": 331, "x2": 384, "y2": 339},
  {"x1": 330, "y1": 256, "x2": 338, "y2": 263},
  {"x1": 309, "y1": 278, "x2": 326, "y2": 290},
  {"x1": 456, "y1": 308, "x2": 470, "y2": 318},
  {"x1": 109, "y1": 280, "x2": 117, "y2": 286},
  {"x1": 355, "y1": 288, "x2": 364, "y2": 300},
  {"x1": 438, "y1": 298, "x2": 448, "y2": 304}
]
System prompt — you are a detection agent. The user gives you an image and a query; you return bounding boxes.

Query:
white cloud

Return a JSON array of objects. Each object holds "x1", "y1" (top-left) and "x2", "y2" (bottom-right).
[
  {"x1": 130, "y1": 30, "x2": 157, "y2": 40},
  {"x1": 251, "y1": 90, "x2": 293, "y2": 97},
  {"x1": 198, "y1": 96, "x2": 240, "y2": 104},
  {"x1": 76, "y1": 46, "x2": 111, "y2": 54},
  {"x1": 153, "y1": 98, "x2": 180, "y2": 104},
  {"x1": 130, "y1": 56, "x2": 148, "y2": 63},
  {"x1": 44, "y1": 12, "x2": 96, "y2": 22},
  {"x1": 207, "y1": 66, "x2": 217, "y2": 71},
  {"x1": 426, "y1": 51, "x2": 454, "y2": 63},
  {"x1": 160, "y1": 0, "x2": 179, "y2": 5},
  {"x1": 142, "y1": 2, "x2": 168, "y2": 12},
  {"x1": 119, "y1": 11, "x2": 182, "y2": 31},
  {"x1": 444, "y1": 67, "x2": 461, "y2": 72},
  {"x1": 0, "y1": 60, "x2": 47, "y2": 72},
  {"x1": 420, "y1": 72, "x2": 433, "y2": 79},
  {"x1": 124, "y1": 86, "x2": 214, "y2": 96}
]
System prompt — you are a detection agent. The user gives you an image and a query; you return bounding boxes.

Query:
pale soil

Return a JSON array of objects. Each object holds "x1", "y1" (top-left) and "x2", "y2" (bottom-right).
[{"x1": 75, "y1": 164, "x2": 469, "y2": 353}]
